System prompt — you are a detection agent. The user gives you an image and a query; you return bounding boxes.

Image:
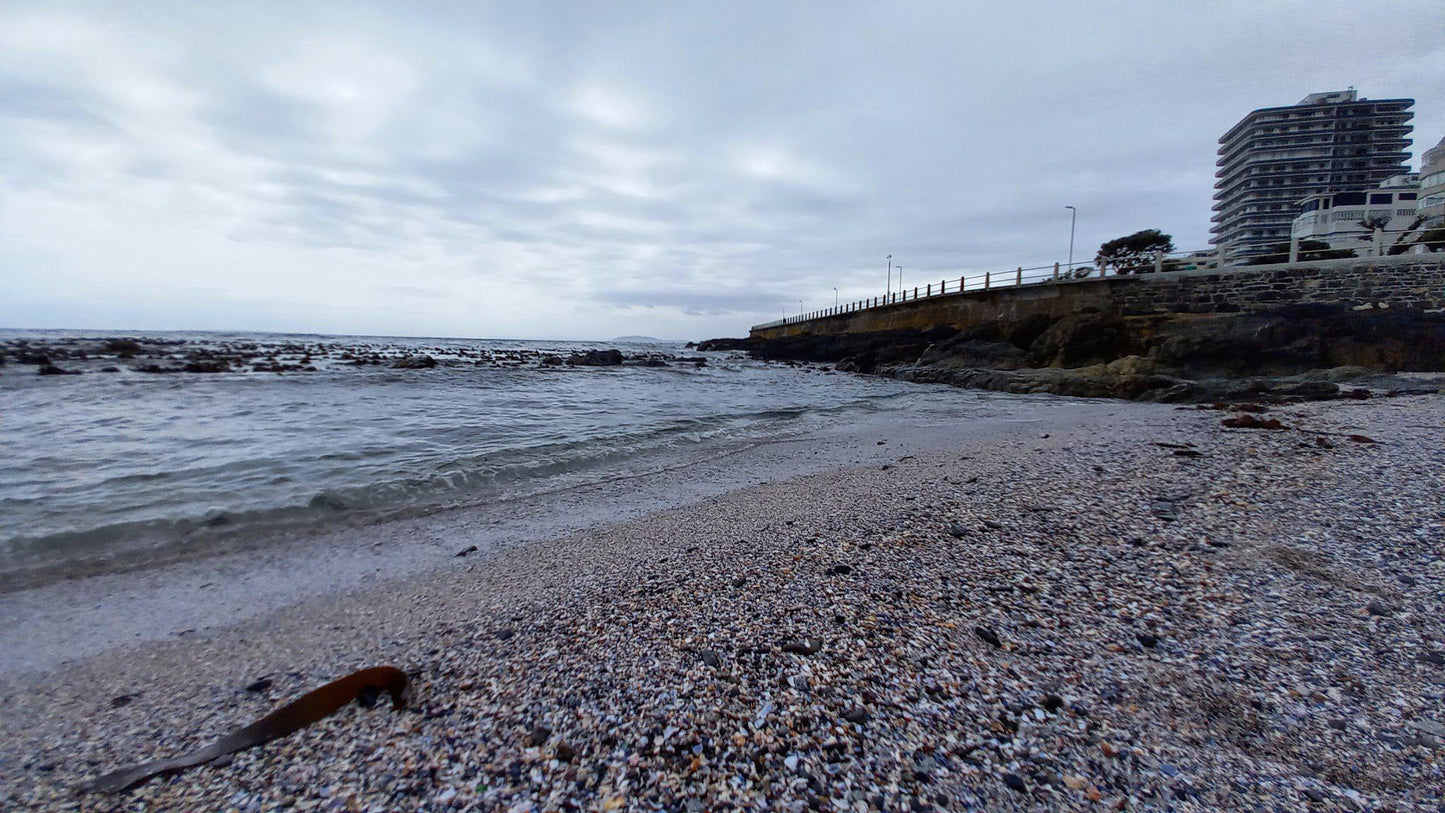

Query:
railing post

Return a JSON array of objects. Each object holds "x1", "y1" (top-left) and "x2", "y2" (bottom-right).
[
  {"x1": 1154, "y1": 252, "x2": 1163, "y2": 273},
  {"x1": 1289, "y1": 237, "x2": 1300, "y2": 263},
  {"x1": 984, "y1": 271, "x2": 990, "y2": 290},
  {"x1": 960, "y1": 276, "x2": 965, "y2": 292},
  {"x1": 1016, "y1": 267, "x2": 1022, "y2": 286},
  {"x1": 1053, "y1": 262, "x2": 1060, "y2": 281}
]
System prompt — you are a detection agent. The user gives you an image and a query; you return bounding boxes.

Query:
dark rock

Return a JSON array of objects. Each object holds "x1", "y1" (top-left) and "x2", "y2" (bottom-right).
[
  {"x1": 495, "y1": 628, "x2": 515, "y2": 641},
  {"x1": 695, "y1": 337, "x2": 751, "y2": 352},
  {"x1": 974, "y1": 626, "x2": 1002, "y2": 649},
  {"x1": 981, "y1": 520, "x2": 1003, "y2": 531},
  {"x1": 109, "y1": 694, "x2": 136, "y2": 708},
  {"x1": 1366, "y1": 600, "x2": 1394, "y2": 616},
  {"x1": 842, "y1": 708, "x2": 870, "y2": 724},
  {"x1": 1150, "y1": 499, "x2": 1180, "y2": 521},
  {"x1": 524, "y1": 724, "x2": 552, "y2": 747},
  {"x1": 700, "y1": 650, "x2": 721, "y2": 668},
  {"x1": 455, "y1": 545, "x2": 479, "y2": 558},
  {"x1": 1041, "y1": 694, "x2": 1065, "y2": 712},
  {"x1": 245, "y1": 677, "x2": 273, "y2": 693},
  {"x1": 392, "y1": 355, "x2": 437, "y2": 369},
  {"x1": 1347, "y1": 434, "x2": 1377, "y2": 444},
  {"x1": 947, "y1": 523, "x2": 969, "y2": 538},
  {"x1": 567, "y1": 349, "x2": 624, "y2": 366},
  {"x1": 37, "y1": 363, "x2": 81, "y2": 376},
  {"x1": 1002, "y1": 773, "x2": 1027, "y2": 793},
  {"x1": 826, "y1": 564, "x2": 853, "y2": 576},
  {"x1": 781, "y1": 638, "x2": 823, "y2": 656},
  {"x1": 1419, "y1": 652, "x2": 1444, "y2": 668},
  {"x1": 1137, "y1": 633, "x2": 1160, "y2": 649},
  {"x1": 181, "y1": 360, "x2": 230, "y2": 373},
  {"x1": 104, "y1": 338, "x2": 143, "y2": 357},
  {"x1": 554, "y1": 742, "x2": 576, "y2": 762}
]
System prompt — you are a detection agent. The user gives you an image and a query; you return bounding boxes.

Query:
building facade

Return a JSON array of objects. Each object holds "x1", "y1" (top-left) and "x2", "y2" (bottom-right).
[
  {"x1": 1290, "y1": 174, "x2": 1420, "y2": 255},
  {"x1": 1212, "y1": 89, "x2": 1414, "y2": 263},
  {"x1": 1419, "y1": 135, "x2": 1445, "y2": 226}
]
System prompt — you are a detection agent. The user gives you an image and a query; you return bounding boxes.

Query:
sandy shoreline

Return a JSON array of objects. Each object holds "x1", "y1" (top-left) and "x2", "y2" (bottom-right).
[{"x1": 2, "y1": 395, "x2": 1442, "y2": 810}]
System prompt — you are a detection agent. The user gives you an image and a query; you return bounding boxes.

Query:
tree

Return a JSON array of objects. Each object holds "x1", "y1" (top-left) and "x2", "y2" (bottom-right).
[
  {"x1": 1246, "y1": 239, "x2": 1354, "y2": 265},
  {"x1": 1096, "y1": 229, "x2": 1175, "y2": 275},
  {"x1": 1415, "y1": 226, "x2": 1445, "y2": 252}
]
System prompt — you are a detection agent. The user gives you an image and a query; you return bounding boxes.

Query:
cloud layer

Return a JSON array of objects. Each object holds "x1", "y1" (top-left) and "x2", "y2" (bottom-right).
[{"x1": 3, "y1": 1, "x2": 1443, "y2": 339}]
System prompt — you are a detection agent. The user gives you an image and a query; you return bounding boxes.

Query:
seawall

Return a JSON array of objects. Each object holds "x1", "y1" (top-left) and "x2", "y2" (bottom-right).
[{"x1": 749, "y1": 256, "x2": 1445, "y2": 341}]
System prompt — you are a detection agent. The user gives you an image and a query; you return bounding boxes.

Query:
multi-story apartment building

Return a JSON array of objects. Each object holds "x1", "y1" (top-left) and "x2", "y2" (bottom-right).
[
  {"x1": 1290, "y1": 174, "x2": 1420, "y2": 255},
  {"x1": 1212, "y1": 89, "x2": 1414, "y2": 263},
  {"x1": 1419, "y1": 135, "x2": 1445, "y2": 226}
]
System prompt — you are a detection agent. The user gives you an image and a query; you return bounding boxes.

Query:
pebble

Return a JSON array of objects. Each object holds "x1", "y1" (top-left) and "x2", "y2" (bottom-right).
[{"x1": 4, "y1": 395, "x2": 1442, "y2": 812}]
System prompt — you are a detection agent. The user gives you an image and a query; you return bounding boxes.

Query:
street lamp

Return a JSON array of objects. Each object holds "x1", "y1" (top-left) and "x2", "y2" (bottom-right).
[
  {"x1": 833, "y1": 287, "x2": 838, "y2": 307},
  {"x1": 799, "y1": 299, "x2": 804, "y2": 316},
  {"x1": 886, "y1": 254, "x2": 892, "y2": 298},
  {"x1": 1065, "y1": 205, "x2": 1077, "y2": 271}
]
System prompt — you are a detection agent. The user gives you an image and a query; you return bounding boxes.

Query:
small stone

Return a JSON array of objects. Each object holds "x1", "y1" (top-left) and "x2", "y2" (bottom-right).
[
  {"x1": 982, "y1": 520, "x2": 1003, "y2": 531},
  {"x1": 827, "y1": 564, "x2": 853, "y2": 576},
  {"x1": 842, "y1": 708, "x2": 869, "y2": 724},
  {"x1": 700, "y1": 650, "x2": 721, "y2": 668},
  {"x1": 1137, "y1": 632, "x2": 1160, "y2": 649},
  {"x1": 1347, "y1": 434, "x2": 1376, "y2": 444},
  {"x1": 454, "y1": 545, "x2": 479, "y2": 558},
  {"x1": 524, "y1": 724, "x2": 551, "y2": 747},
  {"x1": 947, "y1": 523, "x2": 968, "y2": 538},
  {"x1": 495, "y1": 628, "x2": 515, "y2": 640},
  {"x1": 1041, "y1": 694, "x2": 1065, "y2": 713},
  {"x1": 245, "y1": 678, "x2": 272, "y2": 693},
  {"x1": 109, "y1": 694, "x2": 135, "y2": 709},
  {"x1": 781, "y1": 638, "x2": 822, "y2": 656},
  {"x1": 1002, "y1": 773, "x2": 1026, "y2": 792},
  {"x1": 555, "y1": 742, "x2": 576, "y2": 762},
  {"x1": 974, "y1": 626, "x2": 1002, "y2": 648},
  {"x1": 1365, "y1": 600, "x2": 1394, "y2": 617},
  {"x1": 1418, "y1": 651, "x2": 1445, "y2": 667}
]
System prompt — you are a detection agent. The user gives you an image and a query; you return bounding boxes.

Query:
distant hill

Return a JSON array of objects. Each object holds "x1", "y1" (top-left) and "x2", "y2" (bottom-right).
[{"x1": 611, "y1": 335, "x2": 666, "y2": 343}]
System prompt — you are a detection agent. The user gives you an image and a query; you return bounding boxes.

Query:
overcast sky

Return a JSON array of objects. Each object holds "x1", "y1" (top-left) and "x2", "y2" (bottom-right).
[{"x1": 2, "y1": 1, "x2": 1442, "y2": 340}]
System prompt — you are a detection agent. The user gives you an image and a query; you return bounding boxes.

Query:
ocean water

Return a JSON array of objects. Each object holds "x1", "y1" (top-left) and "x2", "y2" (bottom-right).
[{"x1": 1, "y1": 329, "x2": 978, "y2": 583}]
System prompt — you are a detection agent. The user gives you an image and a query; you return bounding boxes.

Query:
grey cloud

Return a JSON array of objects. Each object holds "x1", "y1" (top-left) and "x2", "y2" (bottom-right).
[{"x1": 1, "y1": 1, "x2": 1443, "y2": 340}]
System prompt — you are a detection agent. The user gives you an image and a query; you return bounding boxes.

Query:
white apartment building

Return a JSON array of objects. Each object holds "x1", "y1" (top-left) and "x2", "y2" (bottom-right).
[
  {"x1": 1290, "y1": 174, "x2": 1421, "y2": 255},
  {"x1": 1419, "y1": 135, "x2": 1445, "y2": 226}
]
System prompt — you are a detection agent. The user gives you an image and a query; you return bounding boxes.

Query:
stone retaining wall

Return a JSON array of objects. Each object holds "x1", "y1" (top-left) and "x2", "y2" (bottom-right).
[{"x1": 749, "y1": 257, "x2": 1445, "y2": 340}]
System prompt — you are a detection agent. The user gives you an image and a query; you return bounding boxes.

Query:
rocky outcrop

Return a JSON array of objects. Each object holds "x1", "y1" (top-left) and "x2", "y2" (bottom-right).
[{"x1": 737, "y1": 306, "x2": 1445, "y2": 402}]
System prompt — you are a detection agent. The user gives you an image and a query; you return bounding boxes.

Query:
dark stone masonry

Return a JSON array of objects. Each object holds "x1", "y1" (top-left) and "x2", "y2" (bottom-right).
[{"x1": 728, "y1": 257, "x2": 1445, "y2": 402}]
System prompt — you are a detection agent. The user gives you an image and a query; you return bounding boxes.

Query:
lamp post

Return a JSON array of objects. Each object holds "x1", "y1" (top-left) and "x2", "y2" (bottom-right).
[
  {"x1": 1065, "y1": 205, "x2": 1077, "y2": 271},
  {"x1": 833, "y1": 287, "x2": 838, "y2": 308},
  {"x1": 886, "y1": 254, "x2": 892, "y2": 298},
  {"x1": 798, "y1": 299, "x2": 804, "y2": 316}
]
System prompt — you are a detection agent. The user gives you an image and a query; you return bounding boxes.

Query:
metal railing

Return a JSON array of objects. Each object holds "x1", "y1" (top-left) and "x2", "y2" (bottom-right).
[{"x1": 753, "y1": 250, "x2": 1219, "y2": 331}]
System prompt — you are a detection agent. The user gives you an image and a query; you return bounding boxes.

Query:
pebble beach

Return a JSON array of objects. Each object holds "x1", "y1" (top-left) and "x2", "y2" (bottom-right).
[{"x1": 2, "y1": 394, "x2": 1442, "y2": 811}]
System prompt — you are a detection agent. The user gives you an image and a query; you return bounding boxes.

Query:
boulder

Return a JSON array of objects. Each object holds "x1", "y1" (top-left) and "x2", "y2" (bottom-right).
[
  {"x1": 567, "y1": 349, "x2": 624, "y2": 366},
  {"x1": 392, "y1": 355, "x2": 438, "y2": 369}
]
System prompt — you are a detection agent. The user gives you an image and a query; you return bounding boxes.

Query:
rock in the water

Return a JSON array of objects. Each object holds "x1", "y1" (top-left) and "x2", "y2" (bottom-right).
[
  {"x1": 392, "y1": 355, "x2": 437, "y2": 369},
  {"x1": 454, "y1": 545, "x2": 479, "y2": 558},
  {"x1": 567, "y1": 349, "x2": 624, "y2": 366},
  {"x1": 244, "y1": 677, "x2": 273, "y2": 693},
  {"x1": 37, "y1": 363, "x2": 81, "y2": 376}
]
